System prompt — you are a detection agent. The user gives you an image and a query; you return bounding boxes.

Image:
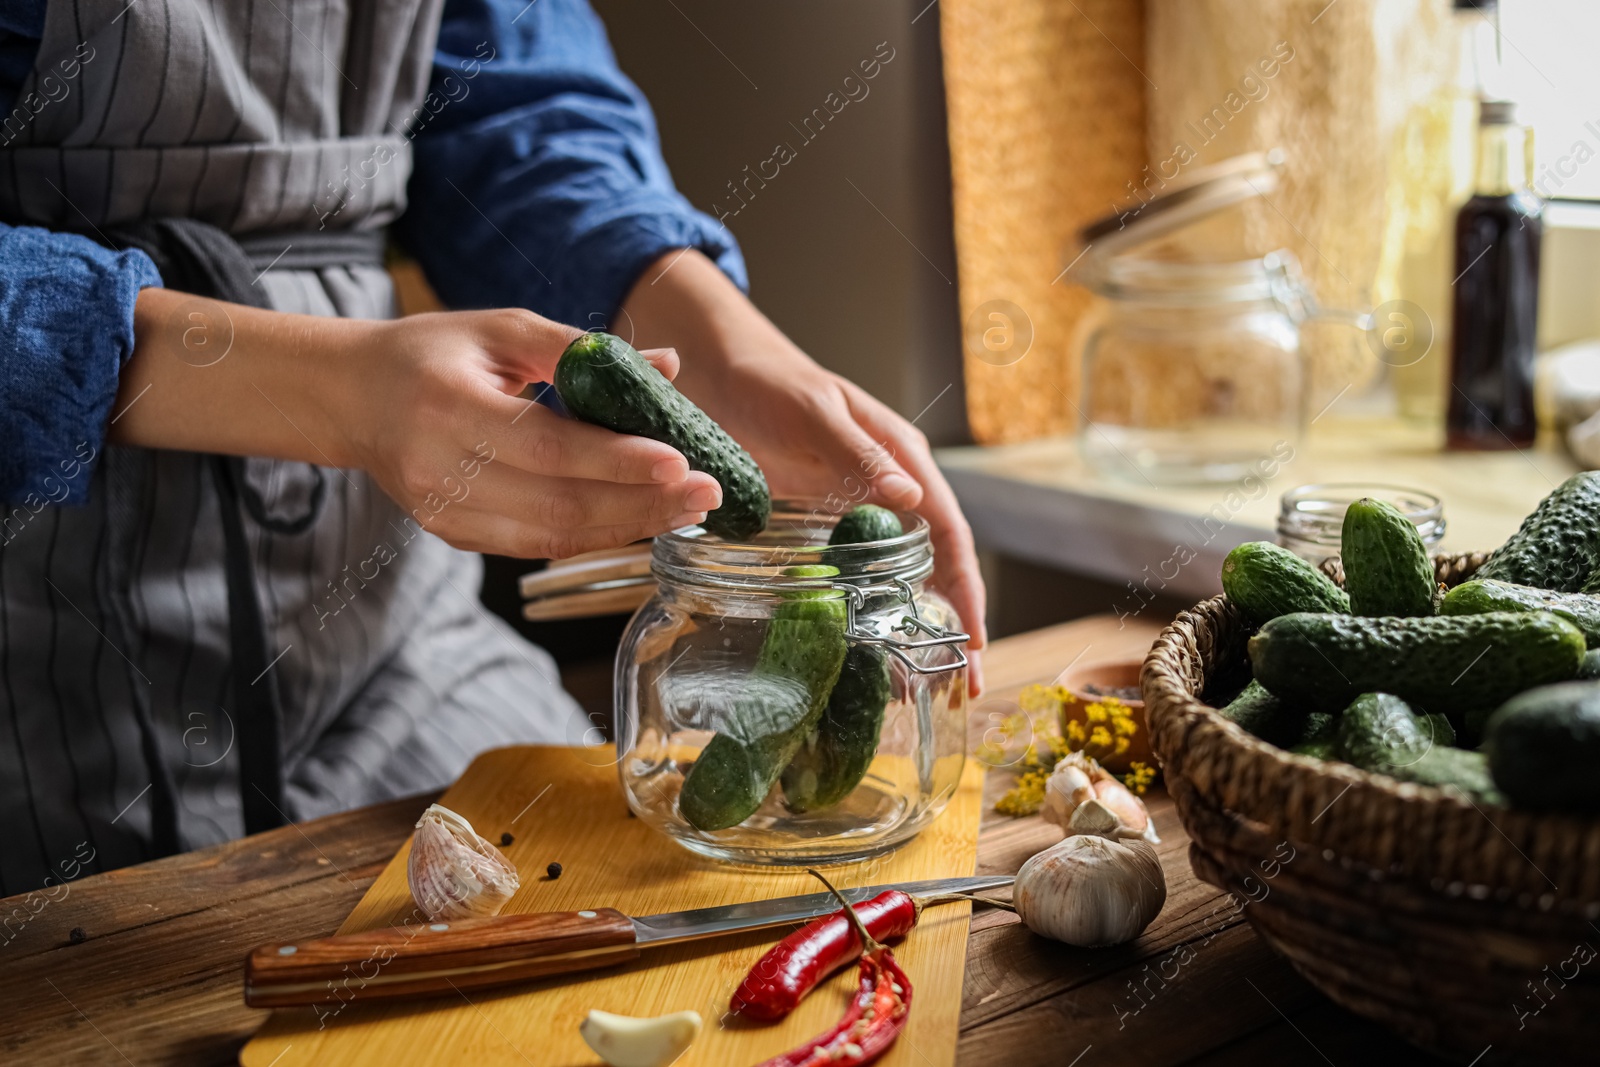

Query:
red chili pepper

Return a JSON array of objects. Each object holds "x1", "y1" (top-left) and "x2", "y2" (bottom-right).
[
  {"x1": 731, "y1": 890, "x2": 920, "y2": 1021},
  {"x1": 754, "y1": 874, "x2": 913, "y2": 1067},
  {"x1": 756, "y1": 949, "x2": 912, "y2": 1067}
]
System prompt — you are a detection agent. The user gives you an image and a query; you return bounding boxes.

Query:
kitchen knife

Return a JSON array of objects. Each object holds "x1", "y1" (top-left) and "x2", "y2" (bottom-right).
[{"x1": 243, "y1": 874, "x2": 1012, "y2": 1008}]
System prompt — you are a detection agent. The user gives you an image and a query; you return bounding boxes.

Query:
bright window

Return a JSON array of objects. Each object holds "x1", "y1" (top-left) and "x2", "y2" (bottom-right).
[{"x1": 1497, "y1": 0, "x2": 1600, "y2": 201}]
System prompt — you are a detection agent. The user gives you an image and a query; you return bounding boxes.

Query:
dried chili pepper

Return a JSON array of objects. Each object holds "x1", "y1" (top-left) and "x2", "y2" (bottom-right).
[
  {"x1": 754, "y1": 872, "x2": 912, "y2": 1067},
  {"x1": 731, "y1": 889, "x2": 919, "y2": 1021}
]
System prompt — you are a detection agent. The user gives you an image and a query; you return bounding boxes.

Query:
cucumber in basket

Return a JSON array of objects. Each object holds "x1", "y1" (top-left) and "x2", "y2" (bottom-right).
[
  {"x1": 553, "y1": 331, "x2": 771, "y2": 540},
  {"x1": 1215, "y1": 679, "x2": 1334, "y2": 752},
  {"x1": 781, "y1": 506, "x2": 905, "y2": 813},
  {"x1": 1440, "y1": 578, "x2": 1600, "y2": 647},
  {"x1": 679, "y1": 565, "x2": 848, "y2": 831},
  {"x1": 1476, "y1": 471, "x2": 1600, "y2": 592},
  {"x1": 1582, "y1": 649, "x2": 1600, "y2": 679},
  {"x1": 1249, "y1": 611, "x2": 1586, "y2": 712},
  {"x1": 1341, "y1": 497, "x2": 1436, "y2": 617},
  {"x1": 1220, "y1": 541, "x2": 1349, "y2": 625},
  {"x1": 1484, "y1": 681, "x2": 1600, "y2": 812},
  {"x1": 1337, "y1": 692, "x2": 1500, "y2": 801}
]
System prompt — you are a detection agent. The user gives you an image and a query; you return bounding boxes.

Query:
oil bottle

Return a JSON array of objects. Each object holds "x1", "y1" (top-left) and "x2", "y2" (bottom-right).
[{"x1": 1445, "y1": 99, "x2": 1542, "y2": 449}]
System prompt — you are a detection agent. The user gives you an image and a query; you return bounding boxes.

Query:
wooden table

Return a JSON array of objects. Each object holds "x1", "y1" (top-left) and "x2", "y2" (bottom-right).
[{"x1": 0, "y1": 615, "x2": 1451, "y2": 1066}]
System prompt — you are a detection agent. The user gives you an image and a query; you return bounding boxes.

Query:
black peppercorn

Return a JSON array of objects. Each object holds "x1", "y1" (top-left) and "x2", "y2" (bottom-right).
[
  {"x1": 68, "y1": 927, "x2": 86, "y2": 944},
  {"x1": 499, "y1": 832, "x2": 514, "y2": 847},
  {"x1": 546, "y1": 861, "x2": 562, "y2": 880}
]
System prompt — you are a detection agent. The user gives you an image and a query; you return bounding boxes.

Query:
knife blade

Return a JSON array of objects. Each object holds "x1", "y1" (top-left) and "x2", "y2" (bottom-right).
[
  {"x1": 630, "y1": 874, "x2": 1015, "y2": 944},
  {"x1": 244, "y1": 874, "x2": 1013, "y2": 1008}
]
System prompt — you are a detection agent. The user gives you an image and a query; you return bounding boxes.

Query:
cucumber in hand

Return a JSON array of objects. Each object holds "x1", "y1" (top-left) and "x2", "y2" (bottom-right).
[{"x1": 554, "y1": 331, "x2": 770, "y2": 540}]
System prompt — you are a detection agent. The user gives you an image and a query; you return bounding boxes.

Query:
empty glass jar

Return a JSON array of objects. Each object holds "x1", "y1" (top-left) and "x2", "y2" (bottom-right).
[
  {"x1": 1277, "y1": 482, "x2": 1446, "y2": 566},
  {"x1": 614, "y1": 503, "x2": 969, "y2": 866},
  {"x1": 1079, "y1": 250, "x2": 1320, "y2": 485}
]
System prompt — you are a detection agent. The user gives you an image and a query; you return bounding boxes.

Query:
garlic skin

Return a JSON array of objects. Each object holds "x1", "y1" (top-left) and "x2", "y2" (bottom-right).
[
  {"x1": 407, "y1": 804, "x2": 520, "y2": 921},
  {"x1": 579, "y1": 1009, "x2": 701, "y2": 1067},
  {"x1": 1014, "y1": 833, "x2": 1166, "y2": 947},
  {"x1": 1040, "y1": 751, "x2": 1159, "y2": 844}
]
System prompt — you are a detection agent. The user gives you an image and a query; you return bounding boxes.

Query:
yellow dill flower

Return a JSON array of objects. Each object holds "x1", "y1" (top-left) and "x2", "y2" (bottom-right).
[
  {"x1": 1122, "y1": 761, "x2": 1156, "y2": 795},
  {"x1": 1032, "y1": 733, "x2": 1069, "y2": 774},
  {"x1": 1018, "y1": 684, "x2": 1055, "y2": 714},
  {"x1": 1089, "y1": 725, "x2": 1113, "y2": 751},
  {"x1": 995, "y1": 768, "x2": 1049, "y2": 816},
  {"x1": 1084, "y1": 701, "x2": 1109, "y2": 724},
  {"x1": 1065, "y1": 719, "x2": 1087, "y2": 746}
]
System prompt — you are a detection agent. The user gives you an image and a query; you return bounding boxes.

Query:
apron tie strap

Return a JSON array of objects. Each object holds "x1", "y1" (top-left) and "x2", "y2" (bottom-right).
[{"x1": 91, "y1": 220, "x2": 377, "y2": 841}]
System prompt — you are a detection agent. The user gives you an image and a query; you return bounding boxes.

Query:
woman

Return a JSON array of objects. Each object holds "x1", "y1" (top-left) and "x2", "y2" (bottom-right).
[{"x1": 0, "y1": 0, "x2": 985, "y2": 896}]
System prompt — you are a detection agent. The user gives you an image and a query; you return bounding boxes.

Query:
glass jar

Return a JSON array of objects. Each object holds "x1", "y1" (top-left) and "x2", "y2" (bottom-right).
[
  {"x1": 614, "y1": 502, "x2": 969, "y2": 866},
  {"x1": 1080, "y1": 251, "x2": 1342, "y2": 485},
  {"x1": 1277, "y1": 482, "x2": 1446, "y2": 566}
]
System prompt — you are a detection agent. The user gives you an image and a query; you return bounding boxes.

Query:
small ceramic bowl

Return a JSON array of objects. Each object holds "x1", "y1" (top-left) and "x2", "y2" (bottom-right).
[{"x1": 1055, "y1": 657, "x2": 1155, "y2": 774}]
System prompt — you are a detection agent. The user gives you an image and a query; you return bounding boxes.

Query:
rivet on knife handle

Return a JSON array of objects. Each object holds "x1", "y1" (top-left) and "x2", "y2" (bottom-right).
[{"x1": 243, "y1": 909, "x2": 640, "y2": 1008}]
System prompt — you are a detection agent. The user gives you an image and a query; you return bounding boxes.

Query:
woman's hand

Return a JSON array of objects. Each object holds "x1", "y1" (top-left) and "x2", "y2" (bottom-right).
[
  {"x1": 620, "y1": 251, "x2": 988, "y2": 693},
  {"x1": 116, "y1": 292, "x2": 719, "y2": 559},
  {"x1": 345, "y1": 310, "x2": 723, "y2": 559}
]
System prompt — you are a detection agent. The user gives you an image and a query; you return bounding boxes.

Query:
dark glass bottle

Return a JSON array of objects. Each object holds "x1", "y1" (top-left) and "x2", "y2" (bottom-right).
[{"x1": 1446, "y1": 100, "x2": 1542, "y2": 450}]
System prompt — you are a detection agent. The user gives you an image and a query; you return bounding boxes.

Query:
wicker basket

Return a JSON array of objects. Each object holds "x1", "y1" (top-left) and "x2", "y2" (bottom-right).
[{"x1": 1142, "y1": 552, "x2": 1600, "y2": 1064}]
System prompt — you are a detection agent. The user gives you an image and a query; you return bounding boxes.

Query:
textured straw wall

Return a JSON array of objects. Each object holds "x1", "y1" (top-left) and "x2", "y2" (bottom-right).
[
  {"x1": 943, "y1": 0, "x2": 1455, "y2": 442},
  {"x1": 1145, "y1": 0, "x2": 1455, "y2": 408},
  {"x1": 939, "y1": 0, "x2": 1148, "y2": 445}
]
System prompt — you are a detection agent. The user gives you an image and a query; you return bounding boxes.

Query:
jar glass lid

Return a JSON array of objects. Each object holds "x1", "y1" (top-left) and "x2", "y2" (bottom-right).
[{"x1": 1077, "y1": 148, "x2": 1286, "y2": 260}]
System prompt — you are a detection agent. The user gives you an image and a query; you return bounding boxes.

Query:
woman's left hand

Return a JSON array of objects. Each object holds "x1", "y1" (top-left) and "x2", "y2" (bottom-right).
[{"x1": 620, "y1": 250, "x2": 987, "y2": 694}]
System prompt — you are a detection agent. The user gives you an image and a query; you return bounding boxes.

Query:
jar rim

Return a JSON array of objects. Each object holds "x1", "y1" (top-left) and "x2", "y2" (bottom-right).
[
  {"x1": 651, "y1": 499, "x2": 933, "y2": 596},
  {"x1": 1092, "y1": 248, "x2": 1306, "y2": 310},
  {"x1": 1277, "y1": 482, "x2": 1445, "y2": 546}
]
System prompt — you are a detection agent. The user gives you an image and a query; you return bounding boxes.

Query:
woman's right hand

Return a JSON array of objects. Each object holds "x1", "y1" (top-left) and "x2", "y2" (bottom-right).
[
  {"x1": 117, "y1": 293, "x2": 720, "y2": 559},
  {"x1": 346, "y1": 309, "x2": 721, "y2": 559}
]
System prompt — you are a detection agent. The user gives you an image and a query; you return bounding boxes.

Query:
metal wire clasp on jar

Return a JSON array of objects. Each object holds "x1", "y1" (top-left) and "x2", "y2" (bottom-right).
[{"x1": 613, "y1": 501, "x2": 970, "y2": 867}]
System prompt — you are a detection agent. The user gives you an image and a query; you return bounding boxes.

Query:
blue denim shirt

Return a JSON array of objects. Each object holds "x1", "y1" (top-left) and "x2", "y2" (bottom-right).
[{"x1": 0, "y1": 0, "x2": 744, "y2": 504}]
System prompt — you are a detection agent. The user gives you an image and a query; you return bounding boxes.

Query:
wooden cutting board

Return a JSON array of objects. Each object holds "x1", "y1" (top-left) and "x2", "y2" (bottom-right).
[{"x1": 241, "y1": 745, "x2": 986, "y2": 1067}]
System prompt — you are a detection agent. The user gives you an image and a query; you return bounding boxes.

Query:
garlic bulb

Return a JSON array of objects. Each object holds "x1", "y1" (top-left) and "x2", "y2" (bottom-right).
[
  {"x1": 407, "y1": 804, "x2": 520, "y2": 921},
  {"x1": 1014, "y1": 833, "x2": 1166, "y2": 946},
  {"x1": 579, "y1": 1009, "x2": 701, "y2": 1067},
  {"x1": 1040, "y1": 751, "x2": 1159, "y2": 843}
]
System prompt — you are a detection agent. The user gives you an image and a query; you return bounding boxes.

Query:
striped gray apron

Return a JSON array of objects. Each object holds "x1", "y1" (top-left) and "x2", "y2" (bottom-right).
[{"x1": 0, "y1": 0, "x2": 584, "y2": 896}]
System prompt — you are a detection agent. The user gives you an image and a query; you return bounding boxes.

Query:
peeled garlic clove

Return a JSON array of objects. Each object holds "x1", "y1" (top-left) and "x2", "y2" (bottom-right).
[
  {"x1": 407, "y1": 803, "x2": 520, "y2": 921},
  {"x1": 1067, "y1": 796, "x2": 1122, "y2": 838},
  {"x1": 579, "y1": 1009, "x2": 702, "y2": 1067},
  {"x1": 1090, "y1": 776, "x2": 1159, "y2": 844},
  {"x1": 1014, "y1": 833, "x2": 1166, "y2": 947}
]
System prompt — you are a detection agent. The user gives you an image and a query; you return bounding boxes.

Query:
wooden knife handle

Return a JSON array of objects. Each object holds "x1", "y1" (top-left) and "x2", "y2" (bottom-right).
[{"x1": 244, "y1": 909, "x2": 640, "y2": 1007}]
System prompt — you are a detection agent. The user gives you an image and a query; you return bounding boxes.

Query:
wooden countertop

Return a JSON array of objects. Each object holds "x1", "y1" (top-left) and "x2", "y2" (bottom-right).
[
  {"x1": 0, "y1": 614, "x2": 1450, "y2": 1066},
  {"x1": 937, "y1": 417, "x2": 1577, "y2": 601}
]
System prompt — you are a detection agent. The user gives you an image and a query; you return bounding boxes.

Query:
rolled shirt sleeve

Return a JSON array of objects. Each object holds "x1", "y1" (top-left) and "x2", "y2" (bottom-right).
[
  {"x1": 396, "y1": 0, "x2": 746, "y2": 329},
  {"x1": 0, "y1": 223, "x2": 161, "y2": 505}
]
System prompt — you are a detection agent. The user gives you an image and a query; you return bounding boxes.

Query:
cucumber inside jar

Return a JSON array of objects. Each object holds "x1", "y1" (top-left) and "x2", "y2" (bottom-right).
[
  {"x1": 779, "y1": 508, "x2": 909, "y2": 814},
  {"x1": 677, "y1": 564, "x2": 848, "y2": 832},
  {"x1": 678, "y1": 508, "x2": 914, "y2": 830}
]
